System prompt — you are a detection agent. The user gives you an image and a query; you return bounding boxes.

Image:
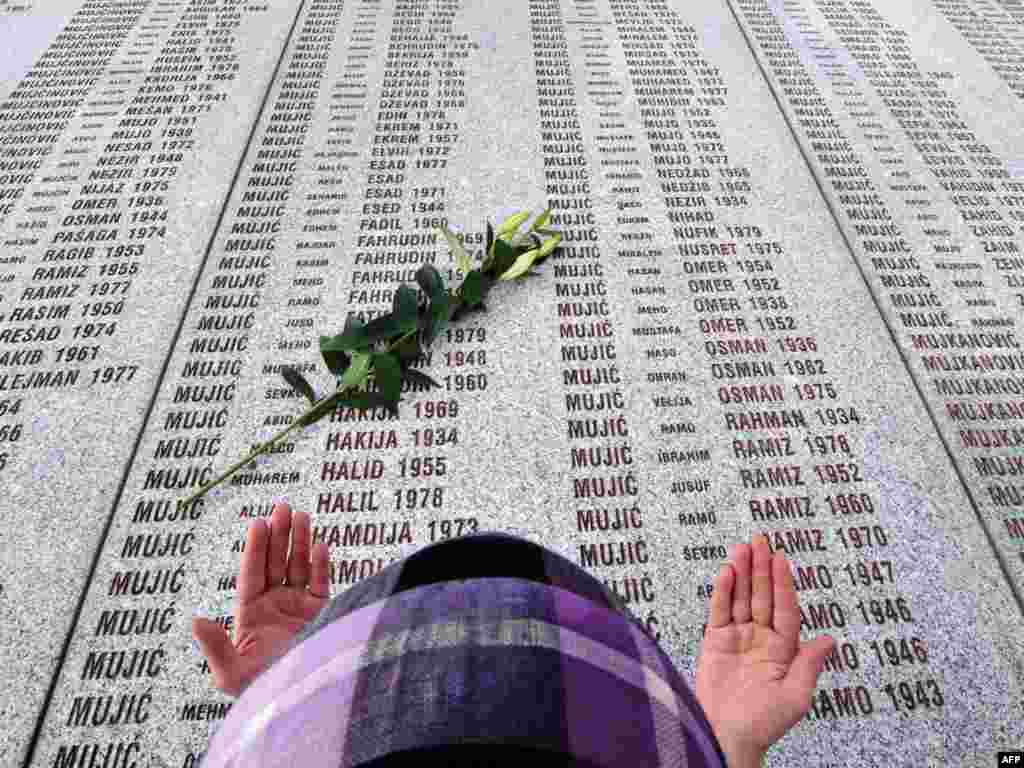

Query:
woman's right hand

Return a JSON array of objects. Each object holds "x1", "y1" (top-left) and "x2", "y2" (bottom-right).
[
  {"x1": 695, "y1": 534, "x2": 835, "y2": 767},
  {"x1": 192, "y1": 503, "x2": 332, "y2": 697}
]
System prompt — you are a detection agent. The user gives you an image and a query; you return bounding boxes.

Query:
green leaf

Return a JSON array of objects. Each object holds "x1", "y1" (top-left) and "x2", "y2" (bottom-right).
[
  {"x1": 322, "y1": 323, "x2": 370, "y2": 353},
  {"x1": 319, "y1": 336, "x2": 350, "y2": 377},
  {"x1": 449, "y1": 292, "x2": 463, "y2": 319},
  {"x1": 498, "y1": 232, "x2": 560, "y2": 281},
  {"x1": 532, "y1": 233, "x2": 562, "y2": 267},
  {"x1": 439, "y1": 227, "x2": 473, "y2": 275},
  {"x1": 371, "y1": 352, "x2": 401, "y2": 405},
  {"x1": 415, "y1": 263, "x2": 445, "y2": 299},
  {"x1": 498, "y1": 247, "x2": 540, "y2": 281},
  {"x1": 424, "y1": 291, "x2": 452, "y2": 345},
  {"x1": 392, "y1": 331, "x2": 423, "y2": 361},
  {"x1": 344, "y1": 314, "x2": 366, "y2": 335},
  {"x1": 403, "y1": 368, "x2": 442, "y2": 389},
  {"x1": 281, "y1": 366, "x2": 316, "y2": 405},
  {"x1": 339, "y1": 351, "x2": 372, "y2": 390},
  {"x1": 528, "y1": 208, "x2": 551, "y2": 232},
  {"x1": 417, "y1": 300, "x2": 432, "y2": 335},
  {"x1": 488, "y1": 237, "x2": 518, "y2": 278},
  {"x1": 364, "y1": 312, "x2": 400, "y2": 345},
  {"x1": 459, "y1": 269, "x2": 486, "y2": 307},
  {"x1": 392, "y1": 284, "x2": 419, "y2": 332},
  {"x1": 496, "y1": 210, "x2": 530, "y2": 238}
]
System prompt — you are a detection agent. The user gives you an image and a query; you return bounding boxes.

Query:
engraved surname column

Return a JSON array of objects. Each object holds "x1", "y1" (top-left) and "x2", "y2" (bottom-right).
[{"x1": 529, "y1": 0, "x2": 662, "y2": 641}]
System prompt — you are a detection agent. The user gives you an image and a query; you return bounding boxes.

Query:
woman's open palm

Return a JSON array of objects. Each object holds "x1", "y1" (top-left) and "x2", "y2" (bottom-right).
[
  {"x1": 192, "y1": 503, "x2": 331, "y2": 697},
  {"x1": 696, "y1": 535, "x2": 835, "y2": 758}
]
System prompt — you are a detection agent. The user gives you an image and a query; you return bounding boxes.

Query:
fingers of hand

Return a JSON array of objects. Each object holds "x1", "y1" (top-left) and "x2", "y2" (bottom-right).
[
  {"x1": 784, "y1": 635, "x2": 835, "y2": 708},
  {"x1": 238, "y1": 518, "x2": 269, "y2": 604},
  {"x1": 772, "y1": 550, "x2": 801, "y2": 650},
  {"x1": 286, "y1": 510, "x2": 311, "y2": 589},
  {"x1": 708, "y1": 562, "x2": 734, "y2": 628},
  {"x1": 730, "y1": 543, "x2": 752, "y2": 624},
  {"x1": 268, "y1": 502, "x2": 291, "y2": 587},
  {"x1": 192, "y1": 617, "x2": 242, "y2": 697},
  {"x1": 750, "y1": 534, "x2": 773, "y2": 627},
  {"x1": 309, "y1": 543, "x2": 331, "y2": 600}
]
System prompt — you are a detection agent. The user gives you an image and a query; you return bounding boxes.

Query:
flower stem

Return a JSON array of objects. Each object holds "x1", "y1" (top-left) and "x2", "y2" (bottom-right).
[
  {"x1": 176, "y1": 216, "x2": 552, "y2": 511},
  {"x1": 180, "y1": 392, "x2": 334, "y2": 508},
  {"x1": 177, "y1": 331, "x2": 416, "y2": 510},
  {"x1": 386, "y1": 328, "x2": 418, "y2": 352}
]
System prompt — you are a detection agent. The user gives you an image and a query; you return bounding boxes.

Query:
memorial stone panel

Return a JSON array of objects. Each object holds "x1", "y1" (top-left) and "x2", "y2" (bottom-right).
[
  {"x1": 4, "y1": 0, "x2": 1024, "y2": 767},
  {"x1": 0, "y1": 0, "x2": 302, "y2": 762},
  {"x1": 726, "y1": 0, "x2": 1024, "y2": 596},
  {"x1": 16, "y1": 0, "x2": 1023, "y2": 767}
]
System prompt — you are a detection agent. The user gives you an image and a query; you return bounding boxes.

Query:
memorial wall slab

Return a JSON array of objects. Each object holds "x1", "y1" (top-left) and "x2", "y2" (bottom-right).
[
  {"x1": 0, "y1": 0, "x2": 302, "y2": 762},
  {"x1": 726, "y1": 0, "x2": 1024, "y2": 598},
  {"x1": 21, "y1": 0, "x2": 1023, "y2": 767}
]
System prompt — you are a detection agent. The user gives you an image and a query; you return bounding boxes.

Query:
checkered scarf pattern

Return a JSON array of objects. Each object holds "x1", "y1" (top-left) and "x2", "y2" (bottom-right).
[{"x1": 200, "y1": 533, "x2": 727, "y2": 768}]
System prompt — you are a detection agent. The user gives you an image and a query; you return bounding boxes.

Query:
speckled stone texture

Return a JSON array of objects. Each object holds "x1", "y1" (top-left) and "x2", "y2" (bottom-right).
[
  {"x1": 726, "y1": 0, "x2": 1024, "y2": 602},
  {"x1": 0, "y1": 1, "x2": 303, "y2": 763},
  {"x1": 3, "y1": 0, "x2": 1023, "y2": 767}
]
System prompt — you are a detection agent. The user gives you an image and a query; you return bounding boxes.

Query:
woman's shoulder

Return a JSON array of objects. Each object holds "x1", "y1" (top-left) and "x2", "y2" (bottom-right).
[{"x1": 201, "y1": 575, "x2": 727, "y2": 768}]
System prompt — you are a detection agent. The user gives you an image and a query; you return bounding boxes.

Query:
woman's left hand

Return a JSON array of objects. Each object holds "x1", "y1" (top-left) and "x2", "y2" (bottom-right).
[{"x1": 695, "y1": 534, "x2": 835, "y2": 762}]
